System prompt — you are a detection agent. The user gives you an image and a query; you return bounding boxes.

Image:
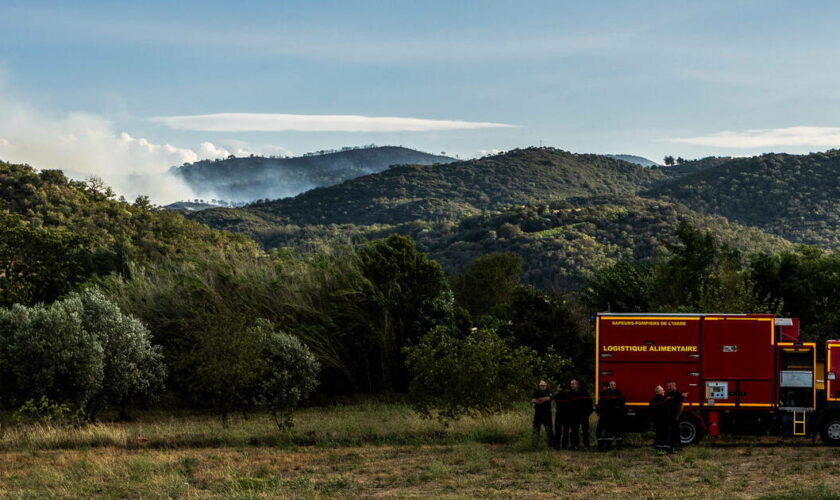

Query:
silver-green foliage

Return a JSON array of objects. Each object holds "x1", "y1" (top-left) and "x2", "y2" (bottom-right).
[
  {"x1": 251, "y1": 319, "x2": 320, "y2": 430},
  {"x1": 0, "y1": 289, "x2": 165, "y2": 416}
]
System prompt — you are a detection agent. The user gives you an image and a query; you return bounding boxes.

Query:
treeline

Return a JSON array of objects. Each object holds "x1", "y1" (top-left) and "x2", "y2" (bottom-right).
[{"x1": 586, "y1": 222, "x2": 840, "y2": 345}]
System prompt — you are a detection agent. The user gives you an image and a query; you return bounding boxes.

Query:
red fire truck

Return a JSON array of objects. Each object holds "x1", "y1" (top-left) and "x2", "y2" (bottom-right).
[{"x1": 595, "y1": 313, "x2": 840, "y2": 445}]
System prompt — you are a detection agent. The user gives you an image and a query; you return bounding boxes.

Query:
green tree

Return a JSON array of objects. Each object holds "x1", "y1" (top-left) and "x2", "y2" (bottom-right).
[
  {"x1": 751, "y1": 247, "x2": 840, "y2": 343},
  {"x1": 501, "y1": 286, "x2": 588, "y2": 371},
  {"x1": 182, "y1": 311, "x2": 265, "y2": 425},
  {"x1": 251, "y1": 319, "x2": 320, "y2": 430},
  {"x1": 451, "y1": 252, "x2": 523, "y2": 317},
  {"x1": 583, "y1": 261, "x2": 655, "y2": 312},
  {"x1": 352, "y1": 234, "x2": 453, "y2": 392},
  {"x1": 0, "y1": 297, "x2": 104, "y2": 411},
  {"x1": 0, "y1": 290, "x2": 165, "y2": 417},
  {"x1": 404, "y1": 326, "x2": 541, "y2": 421},
  {"x1": 77, "y1": 289, "x2": 166, "y2": 419},
  {"x1": 0, "y1": 211, "x2": 96, "y2": 307}
]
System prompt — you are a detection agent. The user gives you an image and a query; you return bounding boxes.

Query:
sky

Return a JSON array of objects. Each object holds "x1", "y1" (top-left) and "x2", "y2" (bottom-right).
[{"x1": 2, "y1": 0, "x2": 840, "y2": 202}]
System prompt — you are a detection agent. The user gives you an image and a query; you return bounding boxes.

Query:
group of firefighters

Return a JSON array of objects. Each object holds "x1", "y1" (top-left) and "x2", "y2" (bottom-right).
[{"x1": 531, "y1": 378, "x2": 685, "y2": 454}]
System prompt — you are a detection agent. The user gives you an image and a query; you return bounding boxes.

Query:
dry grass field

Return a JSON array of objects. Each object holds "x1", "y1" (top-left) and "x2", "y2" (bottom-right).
[{"x1": 0, "y1": 404, "x2": 838, "y2": 499}]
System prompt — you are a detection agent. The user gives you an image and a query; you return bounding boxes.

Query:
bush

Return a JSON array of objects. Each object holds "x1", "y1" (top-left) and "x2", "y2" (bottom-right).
[
  {"x1": 0, "y1": 289, "x2": 165, "y2": 418},
  {"x1": 404, "y1": 326, "x2": 541, "y2": 422},
  {"x1": 251, "y1": 319, "x2": 320, "y2": 430},
  {"x1": 13, "y1": 397, "x2": 85, "y2": 427}
]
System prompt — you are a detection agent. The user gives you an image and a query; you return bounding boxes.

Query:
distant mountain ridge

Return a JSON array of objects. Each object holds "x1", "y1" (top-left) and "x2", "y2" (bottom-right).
[
  {"x1": 606, "y1": 154, "x2": 659, "y2": 167},
  {"x1": 171, "y1": 145, "x2": 454, "y2": 203},
  {"x1": 229, "y1": 147, "x2": 664, "y2": 225}
]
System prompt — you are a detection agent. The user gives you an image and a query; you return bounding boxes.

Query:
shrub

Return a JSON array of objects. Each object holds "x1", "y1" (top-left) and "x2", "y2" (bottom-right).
[
  {"x1": 251, "y1": 319, "x2": 320, "y2": 430},
  {"x1": 13, "y1": 396, "x2": 85, "y2": 427},
  {"x1": 404, "y1": 326, "x2": 540, "y2": 422}
]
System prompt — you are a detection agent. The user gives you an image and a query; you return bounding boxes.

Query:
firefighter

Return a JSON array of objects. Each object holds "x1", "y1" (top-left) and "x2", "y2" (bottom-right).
[
  {"x1": 553, "y1": 383, "x2": 572, "y2": 449},
  {"x1": 568, "y1": 379, "x2": 593, "y2": 450},
  {"x1": 595, "y1": 381, "x2": 612, "y2": 450},
  {"x1": 608, "y1": 380, "x2": 626, "y2": 449},
  {"x1": 596, "y1": 380, "x2": 626, "y2": 450},
  {"x1": 664, "y1": 379, "x2": 685, "y2": 451},
  {"x1": 531, "y1": 380, "x2": 554, "y2": 445},
  {"x1": 649, "y1": 385, "x2": 670, "y2": 454}
]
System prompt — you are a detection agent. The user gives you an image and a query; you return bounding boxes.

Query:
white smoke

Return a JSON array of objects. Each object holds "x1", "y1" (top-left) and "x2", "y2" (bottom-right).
[
  {"x1": 474, "y1": 149, "x2": 505, "y2": 158},
  {"x1": 0, "y1": 93, "x2": 256, "y2": 204}
]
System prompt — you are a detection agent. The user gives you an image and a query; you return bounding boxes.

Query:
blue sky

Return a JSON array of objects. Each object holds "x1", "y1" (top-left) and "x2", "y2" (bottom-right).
[{"x1": 2, "y1": 0, "x2": 840, "y2": 201}]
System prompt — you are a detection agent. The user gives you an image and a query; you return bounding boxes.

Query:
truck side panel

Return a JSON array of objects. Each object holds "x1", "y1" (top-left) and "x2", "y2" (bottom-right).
[{"x1": 597, "y1": 316, "x2": 701, "y2": 406}]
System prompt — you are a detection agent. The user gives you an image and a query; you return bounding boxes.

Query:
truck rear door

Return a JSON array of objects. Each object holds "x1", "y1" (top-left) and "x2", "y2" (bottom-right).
[{"x1": 702, "y1": 317, "x2": 775, "y2": 408}]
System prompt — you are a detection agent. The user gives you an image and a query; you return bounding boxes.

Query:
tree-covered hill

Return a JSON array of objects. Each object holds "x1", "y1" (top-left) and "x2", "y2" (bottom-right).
[
  {"x1": 192, "y1": 147, "x2": 664, "y2": 229},
  {"x1": 657, "y1": 156, "x2": 734, "y2": 179},
  {"x1": 0, "y1": 160, "x2": 259, "y2": 306},
  {"x1": 200, "y1": 195, "x2": 790, "y2": 290},
  {"x1": 646, "y1": 150, "x2": 840, "y2": 246},
  {"x1": 171, "y1": 146, "x2": 454, "y2": 203},
  {"x1": 416, "y1": 196, "x2": 791, "y2": 289}
]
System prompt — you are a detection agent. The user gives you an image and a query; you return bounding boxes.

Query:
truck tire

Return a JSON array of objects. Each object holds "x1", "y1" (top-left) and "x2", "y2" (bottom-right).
[
  {"x1": 679, "y1": 415, "x2": 704, "y2": 445},
  {"x1": 820, "y1": 417, "x2": 840, "y2": 446}
]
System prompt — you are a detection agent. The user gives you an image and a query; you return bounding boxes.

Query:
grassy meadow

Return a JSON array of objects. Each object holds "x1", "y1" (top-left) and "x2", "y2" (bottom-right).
[{"x1": 0, "y1": 403, "x2": 839, "y2": 499}]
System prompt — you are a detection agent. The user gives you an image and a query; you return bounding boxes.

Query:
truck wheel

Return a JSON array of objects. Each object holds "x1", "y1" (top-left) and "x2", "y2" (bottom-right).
[
  {"x1": 680, "y1": 415, "x2": 704, "y2": 445},
  {"x1": 820, "y1": 418, "x2": 840, "y2": 446}
]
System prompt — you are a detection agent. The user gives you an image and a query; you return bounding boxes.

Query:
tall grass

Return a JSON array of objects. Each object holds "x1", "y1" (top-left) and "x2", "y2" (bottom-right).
[{"x1": 0, "y1": 403, "x2": 528, "y2": 452}]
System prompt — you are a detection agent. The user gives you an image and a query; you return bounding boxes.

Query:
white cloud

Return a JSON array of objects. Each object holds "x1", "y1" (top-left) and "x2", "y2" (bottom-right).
[
  {"x1": 0, "y1": 93, "x2": 287, "y2": 204},
  {"x1": 151, "y1": 113, "x2": 516, "y2": 133},
  {"x1": 670, "y1": 126, "x2": 840, "y2": 148}
]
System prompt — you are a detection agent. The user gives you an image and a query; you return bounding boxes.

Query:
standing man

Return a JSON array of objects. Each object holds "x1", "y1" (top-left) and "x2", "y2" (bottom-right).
[
  {"x1": 649, "y1": 385, "x2": 670, "y2": 454},
  {"x1": 596, "y1": 381, "x2": 626, "y2": 450},
  {"x1": 595, "y1": 381, "x2": 612, "y2": 450},
  {"x1": 553, "y1": 383, "x2": 571, "y2": 449},
  {"x1": 607, "y1": 381, "x2": 626, "y2": 449},
  {"x1": 664, "y1": 379, "x2": 685, "y2": 451},
  {"x1": 531, "y1": 380, "x2": 553, "y2": 446},
  {"x1": 568, "y1": 379, "x2": 593, "y2": 450}
]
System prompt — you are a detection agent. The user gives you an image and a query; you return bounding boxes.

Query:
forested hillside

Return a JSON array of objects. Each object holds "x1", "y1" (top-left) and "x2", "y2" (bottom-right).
[
  {"x1": 194, "y1": 147, "x2": 664, "y2": 228},
  {"x1": 417, "y1": 196, "x2": 791, "y2": 289},
  {"x1": 208, "y1": 196, "x2": 789, "y2": 289},
  {"x1": 171, "y1": 146, "x2": 453, "y2": 203},
  {"x1": 647, "y1": 150, "x2": 840, "y2": 246},
  {"x1": 0, "y1": 160, "x2": 258, "y2": 306}
]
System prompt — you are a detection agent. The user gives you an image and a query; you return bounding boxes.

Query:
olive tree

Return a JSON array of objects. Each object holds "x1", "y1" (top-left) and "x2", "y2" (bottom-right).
[
  {"x1": 0, "y1": 297, "x2": 104, "y2": 411},
  {"x1": 77, "y1": 289, "x2": 166, "y2": 418},
  {"x1": 0, "y1": 289, "x2": 165, "y2": 419},
  {"x1": 251, "y1": 319, "x2": 320, "y2": 430}
]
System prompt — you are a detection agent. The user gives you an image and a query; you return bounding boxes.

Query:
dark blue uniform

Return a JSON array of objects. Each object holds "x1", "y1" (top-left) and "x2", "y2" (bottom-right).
[
  {"x1": 568, "y1": 388, "x2": 593, "y2": 449},
  {"x1": 649, "y1": 393, "x2": 670, "y2": 453},
  {"x1": 597, "y1": 388, "x2": 626, "y2": 450},
  {"x1": 553, "y1": 389, "x2": 572, "y2": 449},
  {"x1": 664, "y1": 389, "x2": 684, "y2": 450},
  {"x1": 532, "y1": 388, "x2": 554, "y2": 444}
]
